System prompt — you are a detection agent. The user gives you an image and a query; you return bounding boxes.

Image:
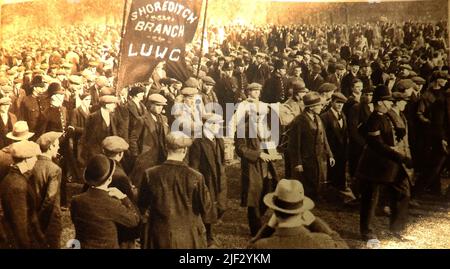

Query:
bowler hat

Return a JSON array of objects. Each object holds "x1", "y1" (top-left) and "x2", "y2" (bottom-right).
[
  {"x1": 373, "y1": 85, "x2": 394, "y2": 102},
  {"x1": 84, "y1": 154, "x2": 116, "y2": 187}
]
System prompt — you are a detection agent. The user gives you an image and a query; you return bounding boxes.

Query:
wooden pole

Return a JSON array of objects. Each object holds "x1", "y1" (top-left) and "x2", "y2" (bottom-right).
[
  {"x1": 116, "y1": 0, "x2": 129, "y2": 93},
  {"x1": 196, "y1": 0, "x2": 209, "y2": 79}
]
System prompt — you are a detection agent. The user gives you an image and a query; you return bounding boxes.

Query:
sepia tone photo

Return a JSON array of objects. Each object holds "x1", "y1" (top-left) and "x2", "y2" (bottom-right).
[{"x1": 0, "y1": 0, "x2": 448, "y2": 250}]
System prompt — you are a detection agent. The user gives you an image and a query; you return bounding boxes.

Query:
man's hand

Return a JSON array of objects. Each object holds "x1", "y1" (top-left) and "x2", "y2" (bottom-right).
[
  {"x1": 108, "y1": 188, "x2": 127, "y2": 200},
  {"x1": 295, "y1": 165, "x2": 304, "y2": 173},
  {"x1": 259, "y1": 152, "x2": 273, "y2": 162},
  {"x1": 329, "y1": 158, "x2": 336, "y2": 167},
  {"x1": 443, "y1": 140, "x2": 448, "y2": 154}
]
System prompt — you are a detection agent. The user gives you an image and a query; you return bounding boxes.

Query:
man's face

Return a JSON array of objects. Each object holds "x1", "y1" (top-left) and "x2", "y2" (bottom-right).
[
  {"x1": 310, "y1": 104, "x2": 323, "y2": 115},
  {"x1": 363, "y1": 93, "x2": 373, "y2": 103},
  {"x1": 256, "y1": 56, "x2": 264, "y2": 64},
  {"x1": 382, "y1": 100, "x2": 393, "y2": 110},
  {"x1": 352, "y1": 82, "x2": 363, "y2": 95},
  {"x1": 248, "y1": 89, "x2": 260, "y2": 100},
  {"x1": 225, "y1": 70, "x2": 233, "y2": 77},
  {"x1": 203, "y1": 84, "x2": 213, "y2": 93},
  {"x1": 351, "y1": 65, "x2": 360, "y2": 75},
  {"x1": 105, "y1": 103, "x2": 117, "y2": 113},
  {"x1": 49, "y1": 140, "x2": 60, "y2": 158},
  {"x1": 332, "y1": 101, "x2": 344, "y2": 113},
  {"x1": 396, "y1": 100, "x2": 407, "y2": 112},
  {"x1": 293, "y1": 67, "x2": 302, "y2": 77},
  {"x1": 51, "y1": 94, "x2": 65, "y2": 108},
  {"x1": 82, "y1": 96, "x2": 92, "y2": 108},
  {"x1": 0, "y1": 104, "x2": 10, "y2": 113},
  {"x1": 206, "y1": 122, "x2": 221, "y2": 136},
  {"x1": 150, "y1": 104, "x2": 164, "y2": 115},
  {"x1": 400, "y1": 69, "x2": 410, "y2": 77},
  {"x1": 437, "y1": 78, "x2": 447, "y2": 88},
  {"x1": 136, "y1": 92, "x2": 145, "y2": 102},
  {"x1": 277, "y1": 68, "x2": 287, "y2": 77}
]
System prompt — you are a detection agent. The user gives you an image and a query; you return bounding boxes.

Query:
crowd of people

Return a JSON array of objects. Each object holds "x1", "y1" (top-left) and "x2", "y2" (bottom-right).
[{"x1": 0, "y1": 18, "x2": 449, "y2": 249}]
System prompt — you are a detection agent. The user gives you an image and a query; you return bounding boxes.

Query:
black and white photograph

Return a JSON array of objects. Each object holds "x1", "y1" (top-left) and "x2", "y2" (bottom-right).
[{"x1": 0, "y1": 0, "x2": 449, "y2": 252}]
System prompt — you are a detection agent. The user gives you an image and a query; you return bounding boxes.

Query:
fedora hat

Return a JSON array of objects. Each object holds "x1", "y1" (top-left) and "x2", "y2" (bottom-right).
[
  {"x1": 6, "y1": 121, "x2": 35, "y2": 141},
  {"x1": 263, "y1": 179, "x2": 314, "y2": 215},
  {"x1": 84, "y1": 154, "x2": 116, "y2": 187},
  {"x1": 303, "y1": 92, "x2": 323, "y2": 108}
]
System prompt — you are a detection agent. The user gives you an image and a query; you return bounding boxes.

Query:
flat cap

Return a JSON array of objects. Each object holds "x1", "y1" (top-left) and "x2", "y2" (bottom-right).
[
  {"x1": 166, "y1": 131, "x2": 193, "y2": 150},
  {"x1": 202, "y1": 76, "x2": 216, "y2": 86},
  {"x1": 395, "y1": 79, "x2": 416, "y2": 92},
  {"x1": 399, "y1": 64, "x2": 413, "y2": 71},
  {"x1": 69, "y1": 75, "x2": 83, "y2": 85},
  {"x1": 246, "y1": 83, "x2": 263, "y2": 92},
  {"x1": 37, "y1": 132, "x2": 63, "y2": 152},
  {"x1": 185, "y1": 77, "x2": 200, "y2": 89},
  {"x1": 0, "y1": 96, "x2": 12, "y2": 105},
  {"x1": 202, "y1": 113, "x2": 224, "y2": 124},
  {"x1": 331, "y1": 92, "x2": 348, "y2": 103},
  {"x1": 318, "y1": 83, "x2": 337, "y2": 93},
  {"x1": 9, "y1": 141, "x2": 41, "y2": 159},
  {"x1": 148, "y1": 94, "x2": 168, "y2": 105},
  {"x1": 99, "y1": 95, "x2": 118, "y2": 104},
  {"x1": 102, "y1": 136, "x2": 129, "y2": 153},
  {"x1": 181, "y1": 87, "x2": 198, "y2": 96},
  {"x1": 411, "y1": 76, "x2": 426, "y2": 85},
  {"x1": 335, "y1": 63, "x2": 345, "y2": 70},
  {"x1": 99, "y1": 87, "x2": 115, "y2": 97}
]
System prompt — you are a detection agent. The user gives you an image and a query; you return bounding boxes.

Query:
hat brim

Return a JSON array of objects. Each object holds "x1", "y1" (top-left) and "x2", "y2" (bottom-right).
[
  {"x1": 6, "y1": 132, "x2": 35, "y2": 141},
  {"x1": 263, "y1": 193, "x2": 315, "y2": 215},
  {"x1": 84, "y1": 158, "x2": 116, "y2": 187},
  {"x1": 304, "y1": 100, "x2": 325, "y2": 108}
]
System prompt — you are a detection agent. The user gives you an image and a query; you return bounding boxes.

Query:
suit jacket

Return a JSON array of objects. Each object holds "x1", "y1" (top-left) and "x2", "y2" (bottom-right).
[
  {"x1": 129, "y1": 112, "x2": 168, "y2": 187},
  {"x1": 19, "y1": 95, "x2": 49, "y2": 132},
  {"x1": 109, "y1": 160, "x2": 140, "y2": 244},
  {"x1": 287, "y1": 112, "x2": 333, "y2": 198},
  {"x1": 261, "y1": 74, "x2": 287, "y2": 103},
  {"x1": 35, "y1": 106, "x2": 68, "y2": 137},
  {"x1": 249, "y1": 224, "x2": 348, "y2": 249},
  {"x1": 88, "y1": 85, "x2": 101, "y2": 111},
  {"x1": 235, "y1": 122, "x2": 279, "y2": 208},
  {"x1": 0, "y1": 166, "x2": 47, "y2": 249},
  {"x1": 341, "y1": 73, "x2": 357, "y2": 98},
  {"x1": 305, "y1": 73, "x2": 325, "y2": 92},
  {"x1": 138, "y1": 160, "x2": 212, "y2": 249},
  {"x1": 189, "y1": 137, "x2": 227, "y2": 223},
  {"x1": 70, "y1": 188, "x2": 140, "y2": 249},
  {"x1": 247, "y1": 63, "x2": 271, "y2": 86},
  {"x1": 31, "y1": 155, "x2": 62, "y2": 249},
  {"x1": 326, "y1": 73, "x2": 342, "y2": 90},
  {"x1": 0, "y1": 112, "x2": 17, "y2": 149},
  {"x1": 80, "y1": 110, "x2": 118, "y2": 163}
]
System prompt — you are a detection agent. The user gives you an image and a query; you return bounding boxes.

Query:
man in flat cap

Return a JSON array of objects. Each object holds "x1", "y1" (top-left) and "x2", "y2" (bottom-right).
[
  {"x1": 283, "y1": 79, "x2": 309, "y2": 122},
  {"x1": 321, "y1": 93, "x2": 356, "y2": 203},
  {"x1": 327, "y1": 63, "x2": 345, "y2": 90},
  {"x1": 0, "y1": 141, "x2": 47, "y2": 248},
  {"x1": 247, "y1": 52, "x2": 271, "y2": 86},
  {"x1": 102, "y1": 136, "x2": 139, "y2": 249},
  {"x1": 88, "y1": 76, "x2": 109, "y2": 112},
  {"x1": 288, "y1": 92, "x2": 334, "y2": 201},
  {"x1": 414, "y1": 72, "x2": 449, "y2": 198},
  {"x1": 201, "y1": 76, "x2": 219, "y2": 107},
  {"x1": 69, "y1": 92, "x2": 91, "y2": 173},
  {"x1": 32, "y1": 132, "x2": 63, "y2": 248},
  {"x1": 127, "y1": 86, "x2": 148, "y2": 158},
  {"x1": 317, "y1": 83, "x2": 337, "y2": 113},
  {"x1": 305, "y1": 63, "x2": 325, "y2": 93},
  {"x1": 232, "y1": 58, "x2": 249, "y2": 103},
  {"x1": 138, "y1": 131, "x2": 212, "y2": 249},
  {"x1": 71, "y1": 154, "x2": 140, "y2": 249},
  {"x1": 189, "y1": 113, "x2": 227, "y2": 247},
  {"x1": 129, "y1": 93, "x2": 168, "y2": 188},
  {"x1": 0, "y1": 95, "x2": 17, "y2": 149},
  {"x1": 81, "y1": 93, "x2": 121, "y2": 165}
]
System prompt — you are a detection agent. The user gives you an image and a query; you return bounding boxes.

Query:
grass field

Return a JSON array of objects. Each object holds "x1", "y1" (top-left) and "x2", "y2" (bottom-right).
[{"x1": 61, "y1": 160, "x2": 450, "y2": 249}]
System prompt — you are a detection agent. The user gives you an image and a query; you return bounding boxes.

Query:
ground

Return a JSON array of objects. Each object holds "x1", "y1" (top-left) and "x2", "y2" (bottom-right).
[{"x1": 61, "y1": 161, "x2": 450, "y2": 249}]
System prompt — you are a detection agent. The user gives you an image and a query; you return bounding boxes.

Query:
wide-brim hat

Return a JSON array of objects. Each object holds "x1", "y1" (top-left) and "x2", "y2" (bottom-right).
[
  {"x1": 303, "y1": 92, "x2": 324, "y2": 108},
  {"x1": 263, "y1": 179, "x2": 315, "y2": 215},
  {"x1": 6, "y1": 121, "x2": 35, "y2": 141},
  {"x1": 84, "y1": 154, "x2": 116, "y2": 187}
]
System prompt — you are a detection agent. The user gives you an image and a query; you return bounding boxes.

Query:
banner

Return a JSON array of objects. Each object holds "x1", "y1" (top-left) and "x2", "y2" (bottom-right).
[{"x1": 117, "y1": 0, "x2": 203, "y2": 90}]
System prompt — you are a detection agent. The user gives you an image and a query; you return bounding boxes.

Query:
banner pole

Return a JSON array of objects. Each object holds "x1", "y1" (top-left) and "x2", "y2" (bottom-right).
[
  {"x1": 116, "y1": 0, "x2": 130, "y2": 93},
  {"x1": 196, "y1": 0, "x2": 209, "y2": 78}
]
